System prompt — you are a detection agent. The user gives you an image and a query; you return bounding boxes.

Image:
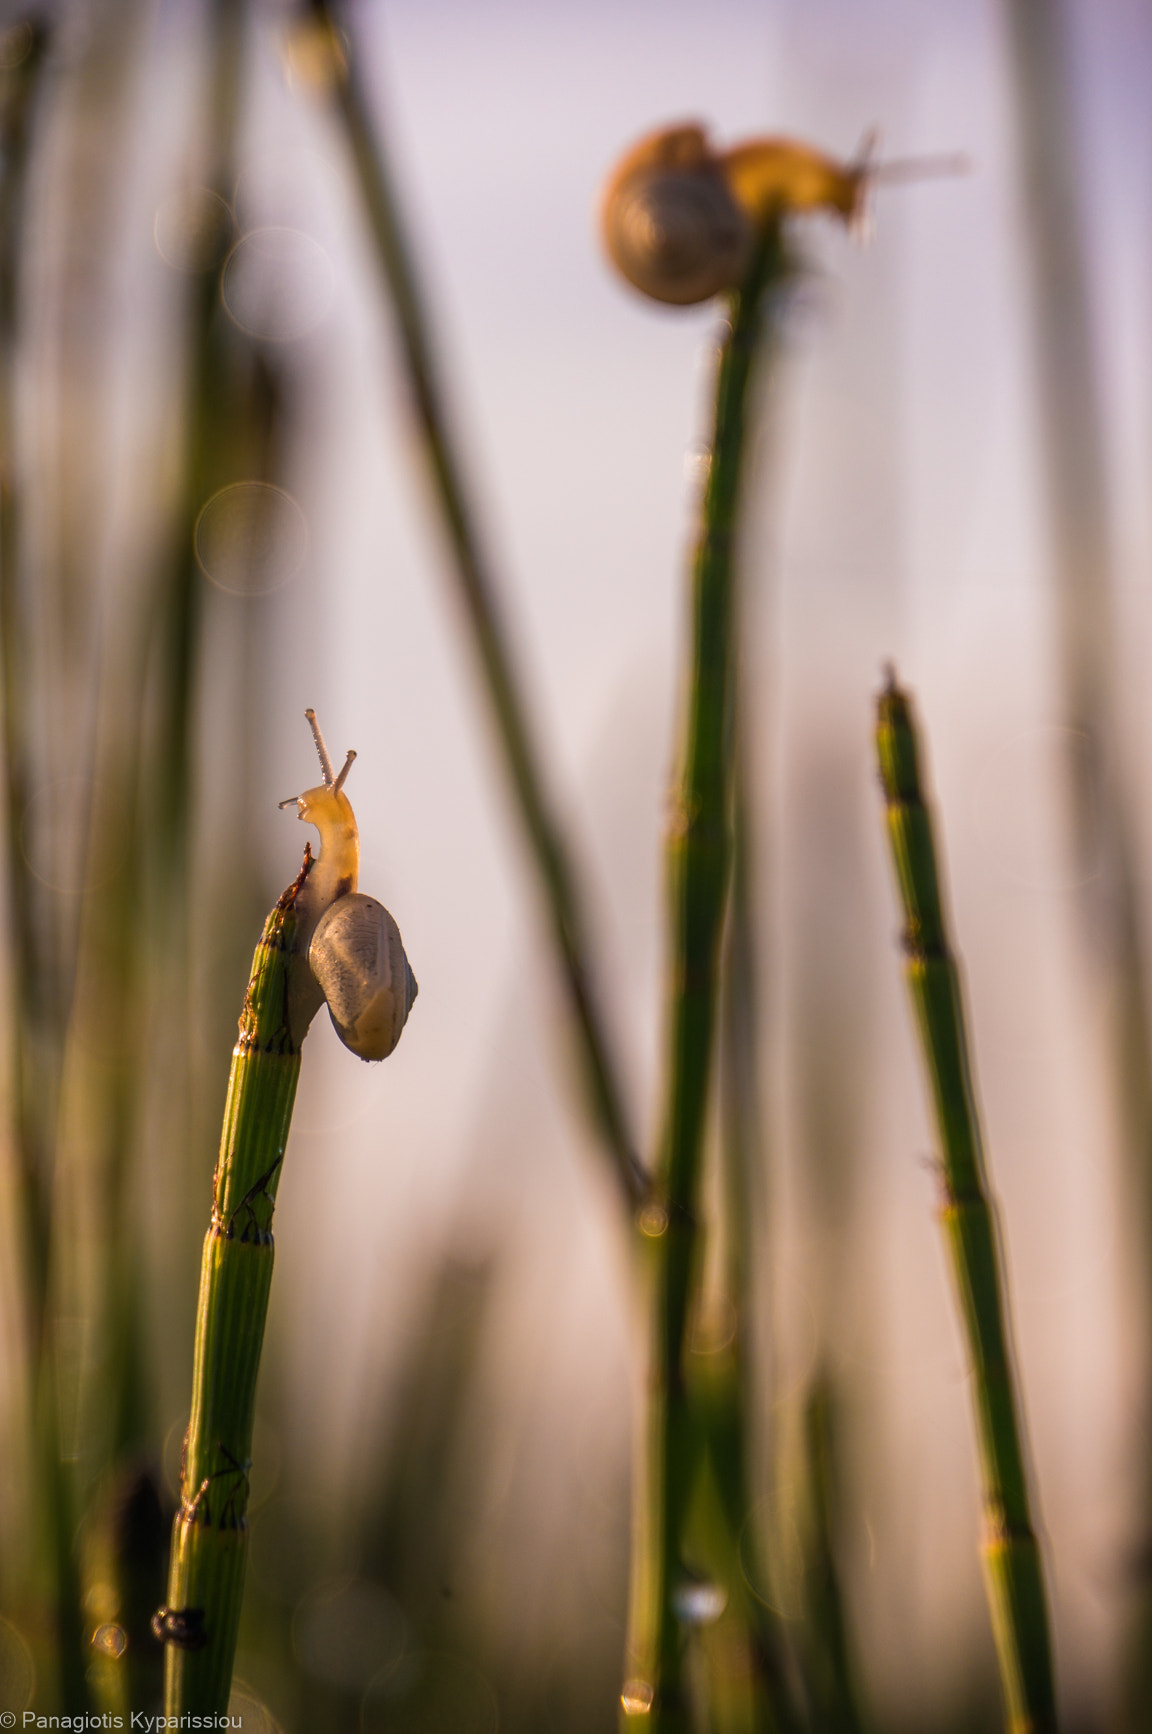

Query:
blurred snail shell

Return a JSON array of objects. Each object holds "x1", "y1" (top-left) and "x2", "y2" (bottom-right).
[
  {"x1": 308, "y1": 893, "x2": 418, "y2": 1061},
  {"x1": 600, "y1": 122, "x2": 872, "y2": 306},
  {"x1": 601, "y1": 124, "x2": 754, "y2": 306},
  {"x1": 280, "y1": 709, "x2": 417, "y2": 1059}
]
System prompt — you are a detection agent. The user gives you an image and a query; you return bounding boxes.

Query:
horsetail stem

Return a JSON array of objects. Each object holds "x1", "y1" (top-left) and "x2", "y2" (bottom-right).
[
  {"x1": 875, "y1": 673, "x2": 1058, "y2": 1734},
  {"x1": 622, "y1": 224, "x2": 791, "y2": 1734},
  {"x1": 158, "y1": 855, "x2": 310, "y2": 1714}
]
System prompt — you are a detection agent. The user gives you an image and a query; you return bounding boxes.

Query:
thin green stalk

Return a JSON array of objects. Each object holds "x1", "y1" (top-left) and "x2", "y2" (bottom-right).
[
  {"x1": 875, "y1": 674, "x2": 1057, "y2": 1734},
  {"x1": 158, "y1": 857, "x2": 309, "y2": 1714},
  {"x1": 304, "y1": 1, "x2": 644, "y2": 1209},
  {"x1": 0, "y1": 11, "x2": 54, "y2": 1398},
  {"x1": 153, "y1": 0, "x2": 247, "y2": 882},
  {"x1": 686, "y1": 706, "x2": 801, "y2": 1734},
  {"x1": 0, "y1": 23, "x2": 94, "y2": 1713},
  {"x1": 797, "y1": 1376, "x2": 867, "y2": 1734},
  {"x1": 622, "y1": 225, "x2": 790, "y2": 1734}
]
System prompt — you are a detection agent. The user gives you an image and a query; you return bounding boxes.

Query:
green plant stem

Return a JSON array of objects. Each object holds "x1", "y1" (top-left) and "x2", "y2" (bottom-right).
[
  {"x1": 160, "y1": 856, "x2": 311, "y2": 1715},
  {"x1": 154, "y1": 0, "x2": 247, "y2": 883},
  {"x1": 0, "y1": 14, "x2": 54, "y2": 1375},
  {"x1": 875, "y1": 674, "x2": 1058, "y2": 1734},
  {"x1": 0, "y1": 24, "x2": 94, "y2": 1714},
  {"x1": 798, "y1": 1376, "x2": 867, "y2": 1734},
  {"x1": 693, "y1": 707, "x2": 801, "y2": 1734},
  {"x1": 622, "y1": 225, "x2": 790, "y2": 1734},
  {"x1": 308, "y1": 1, "x2": 643, "y2": 1210}
]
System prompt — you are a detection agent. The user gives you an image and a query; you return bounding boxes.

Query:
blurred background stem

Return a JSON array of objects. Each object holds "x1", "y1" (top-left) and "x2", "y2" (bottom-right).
[
  {"x1": 1000, "y1": 5, "x2": 1152, "y2": 1714},
  {"x1": 0, "y1": 9, "x2": 53, "y2": 1403},
  {"x1": 299, "y1": 0, "x2": 645, "y2": 1211},
  {"x1": 0, "y1": 20, "x2": 93, "y2": 1714}
]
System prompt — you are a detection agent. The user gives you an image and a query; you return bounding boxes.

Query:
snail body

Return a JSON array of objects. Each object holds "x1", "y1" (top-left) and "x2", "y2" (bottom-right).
[
  {"x1": 600, "y1": 122, "x2": 870, "y2": 306},
  {"x1": 280, "y1": 709, "x2": 417, "y2": 1059},
  {"x1": 722, "y1": 136, "x2": 867, "y2": 224}
]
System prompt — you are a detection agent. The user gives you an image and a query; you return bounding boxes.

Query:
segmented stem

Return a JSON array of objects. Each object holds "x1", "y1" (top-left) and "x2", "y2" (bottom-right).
[
  {"x1": 159, "y1": 855, "x2": 310, "y2": 1714},
  {"x1": 622, "y1": 225, "x2": 790, "y2": 1734},
  {"x1": 875, "y1": 675, "x2": 1058, "y2": 1734}
]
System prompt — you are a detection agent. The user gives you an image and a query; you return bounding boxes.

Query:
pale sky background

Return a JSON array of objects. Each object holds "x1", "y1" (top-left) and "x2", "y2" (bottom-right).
[{"x1": 38, "y1": 0, "x2": 1152, "y2": 1720}]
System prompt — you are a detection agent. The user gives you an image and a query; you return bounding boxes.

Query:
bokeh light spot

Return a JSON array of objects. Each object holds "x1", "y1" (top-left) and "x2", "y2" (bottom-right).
[
  {"x1": 362, "y1": 1650, "x2": 498, "y2": 1734},
  {"x1": 293, "y1": 1578, "x2": 405, "y2": 1695},
  {"x1": 222, "y1": 226, "x2": 334, "y2": 342},
  {"x1": 0, "y1": 1616, "x2": 35, "y2": 1712},
  {"x1": 229, "y1": 1681, "x2": 283, "y2": 1734},
  {"x1": 92, "y1": 1624, "x2": 127, "y2": 1659},
  {"x1": 154, "y1": 187, "x2": 234, "y2": 274},
  {"x1": 194, "y1": 481, "x2": 308, "y2": 597},
  {"x1": 20, "y1": 776, "x2": 126, "y2": 895},
  {"x1": 0, "y1": 23, "x2": 34, "y2": 68}
]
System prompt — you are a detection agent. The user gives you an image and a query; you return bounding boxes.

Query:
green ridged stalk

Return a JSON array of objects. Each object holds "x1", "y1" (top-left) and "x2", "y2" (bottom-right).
[
  {"x1": 621, "y1": 225, "x2": 791, "y2": 1734},
  {"x1": 159, "y1": 858, "x2": 309, "y2": 1713},
  {"x1": 875, "y1": 674, "x2": 1058, "y2": 1734}
]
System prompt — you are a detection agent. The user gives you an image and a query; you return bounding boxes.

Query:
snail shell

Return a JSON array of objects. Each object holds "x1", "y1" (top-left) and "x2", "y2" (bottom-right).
[
  {"x1": 600, "y1": 124, "x2": 754, "y2": 306},
  {"x1": 308, "y1": 892, "x2": 418, "y2": 1061},
  {"x1": 601, "y1": 122, "x2": 871, "y2": 306}
]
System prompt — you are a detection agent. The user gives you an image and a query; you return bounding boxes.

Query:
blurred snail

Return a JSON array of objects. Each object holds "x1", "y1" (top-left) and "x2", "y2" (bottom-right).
[
  {"x1": 279, "y1": 709, "x2": 417, "y2": 1060},
  {"x1": 600, "y1": 124, "x2": 758, "y2": 307},
  {"x1": 601, "y1": 121, "x2": 966, "y2": 305}
]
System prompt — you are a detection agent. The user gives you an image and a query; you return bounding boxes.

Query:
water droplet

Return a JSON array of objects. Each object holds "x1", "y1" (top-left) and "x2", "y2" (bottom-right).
[
  {"x1": 672, "y1": 1577, "x2": 727, "y2": 1626},
  {"x1": 619, "y1": 1679, "x2": 654, "y2": 1715},
  {"x1": 222, "y1": 226, "x2": 334, "y2": 342},
  {"x1": 154, "y1": 187, "x2": 233, "y2": 274},
  {"x1": 194, "y1": 481, "x2": 308, "y2": 597},
  {"x1": 638, "y1": 1201, "x2": 668, "y2": 1238},
  {"x1": 683, "y1": 443, "x2": 711, "y2": 487},
  {"x1": 0, "y1": 1615, "x2": 34, "y2": 1709},
  {"x1": 92, "y1": 1623, "x2": 127, "y2": 1659},
  {"x1": 362, "y1": 1650, "x2": 498, "y2": 1734},
  {"x1": 293, "y1": 1578, "x2": 406, "y2": 1694}
]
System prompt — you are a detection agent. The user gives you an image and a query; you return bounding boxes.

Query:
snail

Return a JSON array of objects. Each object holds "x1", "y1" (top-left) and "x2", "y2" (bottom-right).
[
  {"x1": 279, "y1": 708, "x2": 417, "y2": 1060},
  {"x1": 600, "y1": 124, "x2": 758, "y2": 307},
  {"x1": 601, "y1": 122, "x2": 965, "y2": 305}
]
